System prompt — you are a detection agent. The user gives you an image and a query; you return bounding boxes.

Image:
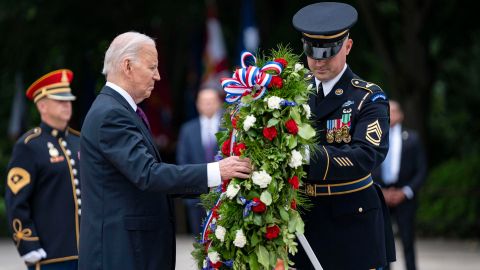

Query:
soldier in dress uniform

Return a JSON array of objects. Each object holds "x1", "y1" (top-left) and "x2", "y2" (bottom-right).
[
  {"x1": 291, "y1": 2, "x2": 396, "y2": 270},
  {"x1": 4, "y1": 69, "x2": 81, "y2": 270}
]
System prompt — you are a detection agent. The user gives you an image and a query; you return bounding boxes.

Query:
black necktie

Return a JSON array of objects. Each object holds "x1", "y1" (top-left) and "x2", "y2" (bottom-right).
[
  {"x1": 317, "y1": 82, "x2": 324, "y2": 104},
  {"x1": 136, "y1": 107, "x2": 151, "y2": 131}
]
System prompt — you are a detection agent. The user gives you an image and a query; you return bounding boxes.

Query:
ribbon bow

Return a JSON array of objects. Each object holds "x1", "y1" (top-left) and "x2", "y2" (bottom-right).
[
  {"x1": 12, "y1": 219, "x2": 38, "y2": 247},
  {"x1": 221, "y1": 51, "x2": 283, "y2": 103},
  {"x1": 239, "y1": 196, "x2": 259, "y2": 217}
]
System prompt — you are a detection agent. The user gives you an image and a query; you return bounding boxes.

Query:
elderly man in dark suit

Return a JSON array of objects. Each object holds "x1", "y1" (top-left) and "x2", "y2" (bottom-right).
[
  {"x1": 373, "y1": 100, "x2": 427, "y2": 270},
  {"x1": 78, "y1": 31, "x2": 251, "y2": 270},
  {"x1": 177, "y1": 88, "x2": 222, "y2": 236}
]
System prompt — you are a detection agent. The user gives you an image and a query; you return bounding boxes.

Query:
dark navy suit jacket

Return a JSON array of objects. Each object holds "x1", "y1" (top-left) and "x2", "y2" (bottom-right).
[
  {"x1": 79, "y1": 86, "x2": 208, "y2": 270},
  {"x1": 177, "y1": 118, "x2": 206, "y2": 165},
  {"x1": 373, "y1": 129, "x2": 427, "y2": 194}
]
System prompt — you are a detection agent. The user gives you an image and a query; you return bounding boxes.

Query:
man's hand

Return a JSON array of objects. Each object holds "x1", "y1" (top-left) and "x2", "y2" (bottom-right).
[
  {"x1": 389, "y1": 188, "x2": 406, "y2": 206},
  {"x1": 383, "y1": 187, "x2": 406, "y2": 207},
  {"x1": 219, "y1": 156, "x2": 252, "y2": 180}
]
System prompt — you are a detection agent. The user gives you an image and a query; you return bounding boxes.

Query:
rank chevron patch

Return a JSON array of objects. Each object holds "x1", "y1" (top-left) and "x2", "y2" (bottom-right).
[{"x1": 366, "y1": 120, "x2": 382, "y2": 146}]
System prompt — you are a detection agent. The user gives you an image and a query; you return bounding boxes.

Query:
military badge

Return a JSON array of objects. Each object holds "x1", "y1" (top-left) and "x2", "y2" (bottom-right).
[
  {"x1": 48, "y1": 142, "x2": 64, "y2": 163},
  {"x1": 341, "y1": 111, "x2": 352, "y2": 143},
  {"x1": 326, "y1": 129, "x2": 335, "y2": 143},
  {"x1": 335, "y1": 88, "x2": 343, "y2": 95},
  {"x1": 366, "y1": 120, "x2": 382, "y2": 146},
  {"x1": 7, "y1": 167, "x2": 31, "y2": 194},
  {"x1": 342, "y1": 100, "x2": 354, "y2": 107},
  {"x1": 335, "y1": 128, "x2": 343, "y2": 143}
]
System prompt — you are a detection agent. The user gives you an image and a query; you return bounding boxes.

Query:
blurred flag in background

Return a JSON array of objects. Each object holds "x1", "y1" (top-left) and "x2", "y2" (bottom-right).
[{"x1": 237, "y1": 0, "x2": 259, "y2": 56}]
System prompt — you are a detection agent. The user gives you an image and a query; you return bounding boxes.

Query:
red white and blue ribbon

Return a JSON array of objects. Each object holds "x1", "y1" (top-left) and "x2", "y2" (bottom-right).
[{"x1": 221, "y1": 51, "x2": 283, "y2": 103}]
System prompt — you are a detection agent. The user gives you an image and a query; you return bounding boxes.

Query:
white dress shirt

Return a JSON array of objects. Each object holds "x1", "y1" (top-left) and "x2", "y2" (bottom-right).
[
  {"x1": 106, "y1": 82, "x2": 221, "y2": 187},
  {"x1": 315, "y1": 64, "x2": 348, "y2": 96}
]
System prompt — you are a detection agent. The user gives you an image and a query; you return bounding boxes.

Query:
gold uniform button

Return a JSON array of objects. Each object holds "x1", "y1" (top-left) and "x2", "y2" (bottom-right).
[{"x1": 358, "y1": 207, "x2": 363, "y2": 213}]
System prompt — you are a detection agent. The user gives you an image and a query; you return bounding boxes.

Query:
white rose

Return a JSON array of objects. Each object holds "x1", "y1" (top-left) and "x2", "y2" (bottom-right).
[
  {"x1": 243, "y1": 115, "x2": 256, "y2": 131},
  {"x1": 215, "y1": 225, "x2": 226, "y2": 242},
  {"x1": 302, "y1": 104, "x2": 311, "y2": 118},
  {"x1": 266, "y1": 96, "x2": 283, "y2": 110},
  {"x1": 226, "y1": 182, "x2": 240, "y2": 199},
  {"x1": 260, "y1": 191, "x2": 272, "y2": 206},
  {"x1": 294, "y1": 63, "x2": 304, "y2": 72},
  {"x1": 288, "y1": 149, "x2": 303, "y2": 168},
  {"x1": 233, "y1": 229, "x2": 246, "y2": 248},
  {"x1": 208, "y1": 251, "x2": 220, "y2": 263},
  {"x1": 252, "y1": 170, "x2": 272, "y2": 188}
]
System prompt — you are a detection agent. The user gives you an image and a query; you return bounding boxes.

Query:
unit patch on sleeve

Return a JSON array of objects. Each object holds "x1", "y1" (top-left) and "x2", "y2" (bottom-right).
[
  {"x1": 365, "y1": 120, "x2": 382, "y2": 146},
  {"x1": 7, "y1": 167, "x2": 31, "y2": 195}
]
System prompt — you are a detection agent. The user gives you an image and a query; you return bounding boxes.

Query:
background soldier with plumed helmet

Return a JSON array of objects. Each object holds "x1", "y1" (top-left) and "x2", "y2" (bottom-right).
[
  {"x1": 4, "y1": 69, "x2": 81, "y2": 270},
  {"x1": 291, "y1": 2, "x2": 396, "y2": 270}
]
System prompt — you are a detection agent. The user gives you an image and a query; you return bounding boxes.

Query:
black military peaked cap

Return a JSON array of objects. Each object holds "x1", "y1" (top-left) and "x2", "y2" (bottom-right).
[{"x1": 292, "y1": 2, "x2": 358, "y2": 59}]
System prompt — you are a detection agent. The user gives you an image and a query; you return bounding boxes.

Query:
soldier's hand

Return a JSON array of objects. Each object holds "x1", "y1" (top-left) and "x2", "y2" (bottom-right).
[{"x1": 219, "y1": 156, "x2": 252, "y2": 180}]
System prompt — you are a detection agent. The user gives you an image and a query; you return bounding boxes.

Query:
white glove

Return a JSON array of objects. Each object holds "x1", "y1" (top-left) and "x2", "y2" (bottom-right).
[{"x1": 22, "y1": 248, "x2": 47, "y2": 264}]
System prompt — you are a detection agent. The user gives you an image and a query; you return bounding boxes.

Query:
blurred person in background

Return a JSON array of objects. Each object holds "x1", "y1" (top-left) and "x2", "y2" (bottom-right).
[
  {"x1": 5, "y1": 69, "x2": 81, "y2": 270},
  {"x1": 373, "y1": 100, "x2": 428, "y2": 270},
  {"x1": 176, "y1": 88, "x2": 222, "y2": 236}
]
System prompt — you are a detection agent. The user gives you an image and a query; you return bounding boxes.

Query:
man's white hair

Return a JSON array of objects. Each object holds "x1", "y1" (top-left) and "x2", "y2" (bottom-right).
[{"x1": 102, "y1": 31, "x2": 156, "y2": 76}]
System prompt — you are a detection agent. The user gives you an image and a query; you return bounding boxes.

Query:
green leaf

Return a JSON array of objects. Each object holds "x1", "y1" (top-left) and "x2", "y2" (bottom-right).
[
  {"x1": 288, "y1": 134, "x2": 298, "y2": 149},
  {"x1": 296, "y1": 214, "x2": 305, "y2": 234},
  {"x1": 290, "y1": 108, "x2": 302, "y2": 123},
  {"x1": 298, "y1": 123, "x2": 316, "y2": 140},
  {"x1": 253, "y1": 214, "x2": 263, "y2": 226},
  {"x1": 267, "y1": 118, "x2": 279, "y2": 127},
  {"x1": 273, "y1": 111, "x2": 281, "y2": 118},
  {"x1": 249, "y1": 253, "x2": 260, "y2": 270},
  {"x1": 279, "y1": 207, "x2": 289, "y2": 221},
  {"x1": 257, "y1": 245, "x2": 270, "y2": 269},
  {"x1": 251, "y1": 232, "x2": 260, "y2": 247},
  {"x1": 288, "y1": 215, "x2": 297, "y2": 233}
]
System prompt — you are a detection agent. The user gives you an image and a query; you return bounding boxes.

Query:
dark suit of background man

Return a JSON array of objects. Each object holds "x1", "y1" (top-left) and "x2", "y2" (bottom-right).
[
  {"x1": 291, "y1": 2, "x2": 395, "y2": 270},
  {"x1": 373, "y1": 100, "x2": 427, "y2": 270},
  {"x1": 5, "y1": 69, "x2": 80, "y2": 270},
  {"x1": 78, "y1": 31, "x2": 251, "y2": 270},
  {"x1": 177, "y1": 88, "x2": 222, "y2": 236}
]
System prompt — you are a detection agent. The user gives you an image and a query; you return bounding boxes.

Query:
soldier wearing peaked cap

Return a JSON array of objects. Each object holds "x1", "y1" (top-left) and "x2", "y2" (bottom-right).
[
  {"x1": 5, "y1": 69, "x2": 81, "y2": 270},
  {"x1": 290, "y1": 2, "x2": 396, "y2": 270}
]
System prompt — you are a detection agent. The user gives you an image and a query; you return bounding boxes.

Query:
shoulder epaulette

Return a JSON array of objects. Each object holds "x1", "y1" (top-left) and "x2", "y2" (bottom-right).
[
  {"x1": 67, "y1": 127, "x2": 80, "y2": 136},
  {"x1": 351, "y1": 79, "x2": 383, "y2": 93},
  {"x1": 24, "y1": 127, "x2": 42, "y2": 144}
]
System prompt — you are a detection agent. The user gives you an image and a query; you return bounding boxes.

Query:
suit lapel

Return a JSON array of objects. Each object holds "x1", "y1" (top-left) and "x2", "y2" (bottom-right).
[{"x1": 101, "y1": 86, "x2": 162, "y2": 160}]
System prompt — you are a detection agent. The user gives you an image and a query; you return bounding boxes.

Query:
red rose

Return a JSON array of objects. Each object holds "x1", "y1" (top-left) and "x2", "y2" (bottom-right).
[
  {"x1": 268, "y1": 76, "x2": 283, "y2": 89},
  {"x1": 211, "y1": 261, "x2": 223, "y2": 268},
  {"x1": 221, "y1": 138, "x2": 231, "y2": 156},
  {"x1": 274, "y1": 58, "x2": 288, "y2": 68},
  {"x1": 233, "y1": 142, "x2": 247, "y2": 156},
  {"x1": 285, "y1": 119, "x2": 299, "y2": 135},
  {"x1": 288, "y1": 176, "x2": 299, "y2": 190},
  {"x1": 265, "y1": 225, "x2": 280, "y2": 240},
  {"x1": 251, "y1": 197, "x2": 266, "y2": 213},
  {"x1": 291, "y1": 199, "x2": 297, "y2": 210},
  {"x1": 263, "y1": 126, "x2": 278, "y2": 141}
]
